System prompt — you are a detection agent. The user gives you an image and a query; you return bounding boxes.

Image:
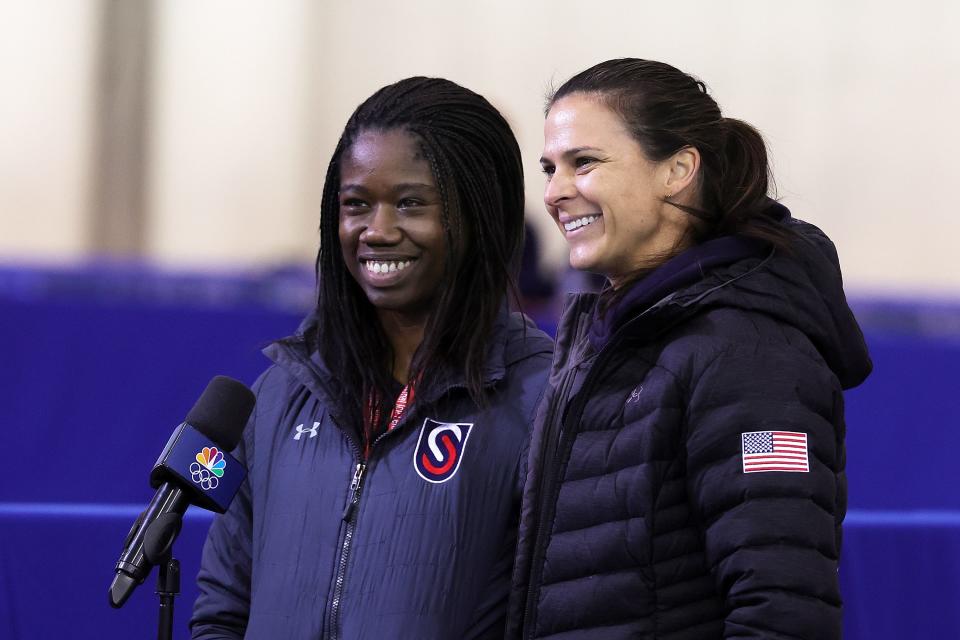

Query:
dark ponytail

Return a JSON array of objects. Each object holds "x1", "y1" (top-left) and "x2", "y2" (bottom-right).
[
  {"x1": 549, "y1": 58, "x2": 797, "y2": 253},
  {"x1": 713, "y1": 118, "x2": 768, "y2": 226}
]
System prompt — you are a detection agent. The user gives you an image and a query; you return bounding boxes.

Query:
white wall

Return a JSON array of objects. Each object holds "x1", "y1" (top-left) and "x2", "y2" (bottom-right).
[
  {"x1": 0, "y1": 1, "x2": 96, "y2": 261},
  {"x1": 2, "y1": 0, "x2": 958, "y2": 295},
  {"x1": 305, "y1": 0, "x2": 960, "y2": 296},
  {"x1": 148, "y1": 0, "x2": 311, "y2": 266}
]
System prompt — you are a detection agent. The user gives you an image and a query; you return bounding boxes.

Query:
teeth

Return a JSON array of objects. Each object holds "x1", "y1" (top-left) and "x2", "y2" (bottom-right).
[
  {"x1": 364, "y1": 260, "x2": 412, "y2": 274},
  {"x1": 564, "y1": 215, "x2": 599, "y2": 232}
]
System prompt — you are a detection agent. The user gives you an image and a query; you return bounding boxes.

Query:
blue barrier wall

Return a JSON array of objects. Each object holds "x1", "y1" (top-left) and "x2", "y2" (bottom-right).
[
  {"x1": 0, "y1": 264, "x2": 307, "y2": 639},
  {"x1": 0, "y1": 265, "x2": 957, "y2": 639}
]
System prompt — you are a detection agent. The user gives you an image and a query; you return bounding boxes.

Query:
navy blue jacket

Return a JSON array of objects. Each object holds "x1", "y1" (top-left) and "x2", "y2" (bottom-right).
[
  {"x1": 509, "y1": 211, "x2": 872, "y2": 639},
  {"x1": 192, "y1": 310, "x2": 552, "y2": 639}
]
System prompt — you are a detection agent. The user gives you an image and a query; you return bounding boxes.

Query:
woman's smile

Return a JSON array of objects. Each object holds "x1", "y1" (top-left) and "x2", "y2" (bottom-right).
[
  {"x1": 359, "y1": 257, "x2": 417, "y2": 282},
  {"x1": 541, "y1": 94, "x2": 691, "y2": 285},
  {"x1": 338, "y1": 129, "x2": 447, "y2": 320},
  {"x1": 561, "y1": 213, "x2": 602, "y2": 234}
]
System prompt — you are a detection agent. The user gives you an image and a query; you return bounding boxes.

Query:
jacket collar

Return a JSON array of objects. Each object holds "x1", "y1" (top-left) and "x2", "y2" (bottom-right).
[
  {"x1": 587, "y1": 234, "x2": 768, "y2": 351},
  {"x1": 263, "y1": 304, "x2": 529, "y2": 416},
  {"x1": 552, "y1": 203, "x2": 872, "y2": 390}
]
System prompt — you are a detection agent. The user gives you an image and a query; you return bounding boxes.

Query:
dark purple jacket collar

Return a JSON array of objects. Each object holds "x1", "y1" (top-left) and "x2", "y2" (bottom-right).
[{"x1": 588, "y1": 234, "x2": 768, "y2": 351}]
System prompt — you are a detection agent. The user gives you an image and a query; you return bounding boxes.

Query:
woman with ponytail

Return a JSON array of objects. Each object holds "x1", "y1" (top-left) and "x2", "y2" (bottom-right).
[
  {"x1": 191, "y1": 77, "x2": 553, "y2": 639},
  {"x1": 508, "y1": 59, "x2": 872, "y2": 639}
]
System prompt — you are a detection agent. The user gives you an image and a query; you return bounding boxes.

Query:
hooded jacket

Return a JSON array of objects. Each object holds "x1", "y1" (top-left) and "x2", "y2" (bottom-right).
[
  {"x1": 192, "y1": 310, "x2": 553, "y2": 640},
  {"x1": 508, "y1": 208, "x2": 872, "y2": 639}
]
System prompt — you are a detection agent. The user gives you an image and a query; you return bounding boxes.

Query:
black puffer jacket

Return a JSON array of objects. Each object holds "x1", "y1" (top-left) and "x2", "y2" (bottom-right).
[{"x1": 508, "y1": 213, "x2": 872, "y2": 639}]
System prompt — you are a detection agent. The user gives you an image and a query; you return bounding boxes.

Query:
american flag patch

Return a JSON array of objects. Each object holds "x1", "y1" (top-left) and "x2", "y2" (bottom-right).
[{"x1": 741, "y1": 431, "x2": 809, "y2": 473}]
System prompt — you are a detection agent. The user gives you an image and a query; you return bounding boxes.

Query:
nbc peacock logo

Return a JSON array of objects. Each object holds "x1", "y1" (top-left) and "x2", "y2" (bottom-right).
[{"x1": 189, "y1": 447, "x2": 226, "y2": 491}]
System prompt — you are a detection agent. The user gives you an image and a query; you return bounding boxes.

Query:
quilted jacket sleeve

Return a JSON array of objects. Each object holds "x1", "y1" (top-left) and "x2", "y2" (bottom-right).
[
  {"x1": 190, "y1": 373, "x2": 264, "y2": 639},
  {"x1": 684, "y1": 341, "x2": 845, "y2": 639}
]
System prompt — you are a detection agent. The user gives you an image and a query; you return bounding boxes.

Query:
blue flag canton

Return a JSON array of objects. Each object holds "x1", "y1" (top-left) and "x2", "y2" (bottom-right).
[{"x1": 742, "y1": 431, "x2": 774, "y2": 454}]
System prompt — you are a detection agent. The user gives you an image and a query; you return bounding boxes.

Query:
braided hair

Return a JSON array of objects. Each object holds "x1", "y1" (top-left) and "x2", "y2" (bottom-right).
[{"x1": 315, "y1": 76, "x2": 525, "y2": 423}]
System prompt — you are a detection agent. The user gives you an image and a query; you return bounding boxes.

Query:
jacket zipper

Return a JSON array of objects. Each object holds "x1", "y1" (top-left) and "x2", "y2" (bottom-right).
[
  {"x1": 327, "y1": 462, "x2": 367, "y2": 639},
  {"x1": 521, "y1": 312, "x2": 592, "y2": 636},
  {"x1": 341, "y1": 462, "x2": 366, "y2": 521},
  {"x1": 326, "y1": 453, "x2": 366, "y2": 640},
  {"x1": 521, "y1": 366, "x2": 591, "y2": 637},
  {"x1": 521, "y1": 294, "x2": 698, "y2": 637},
  {"x1": 277, "y1": 343, "x2": 370, "y2": 640},
  {"x1": 324, "y1": 399, "x2": 428, "y2": 639},
  {"x1": 522, "y1": 323, "x2": 641, "y2": 637},
  {"x1": 282, "y1": 338, "x2": 479, "y2": 639}
]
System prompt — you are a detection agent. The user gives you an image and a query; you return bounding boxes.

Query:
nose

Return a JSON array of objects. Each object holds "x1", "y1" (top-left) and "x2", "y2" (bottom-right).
[
  {"x1": 543, "y1": 169, "x2": 576, "y2": 209},
  {"x1": 360, "y1": 205, "x2": 402, "y2": 245}
]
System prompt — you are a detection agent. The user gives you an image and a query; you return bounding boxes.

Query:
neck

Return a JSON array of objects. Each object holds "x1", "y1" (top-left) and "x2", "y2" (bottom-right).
[
  {"x1": 377, "y1": 309, "x2": 429, "y2": 384},
  {"x1": 608, "y1": 223, "x2": 696, "y2": 289}
]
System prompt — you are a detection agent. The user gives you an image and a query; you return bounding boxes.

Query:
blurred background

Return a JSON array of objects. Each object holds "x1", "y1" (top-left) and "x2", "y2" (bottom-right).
[{"x1": 1, "y1": 1, "x2": 957, "y2": 638}]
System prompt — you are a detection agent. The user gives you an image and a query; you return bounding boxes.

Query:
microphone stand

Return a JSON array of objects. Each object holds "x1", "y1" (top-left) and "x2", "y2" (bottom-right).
[
  {"x1": 140, "y1": 511, "x2": 184, "y2": 640},
  {"x1": 156, "y1": 555, "x2": 180, "y2": 640}
]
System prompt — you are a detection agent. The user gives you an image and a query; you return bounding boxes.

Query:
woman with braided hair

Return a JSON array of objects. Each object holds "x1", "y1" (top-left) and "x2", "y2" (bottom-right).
[
  {"x1": 192, "y1": 77, "x2": 552, "y2": 639},
  {"x1": 508, "y1": 59, "x2": 871, "y2": 639}
]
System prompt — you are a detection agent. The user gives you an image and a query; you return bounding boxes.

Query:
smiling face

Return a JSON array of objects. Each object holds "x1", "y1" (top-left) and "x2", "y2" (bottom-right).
[
  {"x1": 338, "y1": 129, "x2": 447, "y2": 325},
  {"x1": 541, "y1": 93, "x2": 695, "y2": 286}
]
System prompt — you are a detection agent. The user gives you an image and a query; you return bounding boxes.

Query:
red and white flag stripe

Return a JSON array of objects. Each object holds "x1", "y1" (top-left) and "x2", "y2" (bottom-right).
[{"x1": 741, "y1": 430, "x2": 809, "y2": 473}]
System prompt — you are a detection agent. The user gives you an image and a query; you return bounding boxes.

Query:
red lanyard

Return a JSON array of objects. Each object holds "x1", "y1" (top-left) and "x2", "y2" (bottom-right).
[{"x1": 363, "y1": 381, "x2": 415, "y2": 459}]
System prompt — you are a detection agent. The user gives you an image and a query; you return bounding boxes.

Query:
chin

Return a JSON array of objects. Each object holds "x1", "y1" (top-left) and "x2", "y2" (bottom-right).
[{"x1": 568, "y1": 250, "x2": 599, "y2": 274}]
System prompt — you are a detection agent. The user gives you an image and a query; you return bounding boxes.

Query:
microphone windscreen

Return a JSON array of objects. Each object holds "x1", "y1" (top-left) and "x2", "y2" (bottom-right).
[{"x1": 185, "y1": 376, "x2": 255, "y2": 450}]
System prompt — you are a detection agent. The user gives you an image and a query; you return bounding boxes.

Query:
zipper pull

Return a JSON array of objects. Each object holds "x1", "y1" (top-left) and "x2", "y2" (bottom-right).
[{"x1": 341, "y1": 463, "x2": 366, "y2": 521}]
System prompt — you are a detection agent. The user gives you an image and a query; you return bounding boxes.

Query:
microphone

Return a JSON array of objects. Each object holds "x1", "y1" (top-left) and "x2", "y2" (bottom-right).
[{"x1": 108, "y1": 376, "x2": 256, "y2": 608}]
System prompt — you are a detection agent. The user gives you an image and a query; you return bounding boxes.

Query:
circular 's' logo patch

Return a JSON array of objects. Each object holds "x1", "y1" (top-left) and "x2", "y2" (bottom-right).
[{"x1": 413, "y1": 418, "x2": 474, "y2": 483}]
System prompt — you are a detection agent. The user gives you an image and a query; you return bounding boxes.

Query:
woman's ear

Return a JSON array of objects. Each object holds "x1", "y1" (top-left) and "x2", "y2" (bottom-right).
[{"x1": 663, "y1": 146, "x2": 700, "y2": 199}]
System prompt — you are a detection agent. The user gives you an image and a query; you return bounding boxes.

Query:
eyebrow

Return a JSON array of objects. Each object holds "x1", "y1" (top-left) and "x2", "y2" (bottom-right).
[
  {"x1": 539, "y1": 146, "x2": 604, "y2": 164},
  {"x1": 339, "y1": 182, "x2": 438, "y2": 193}
]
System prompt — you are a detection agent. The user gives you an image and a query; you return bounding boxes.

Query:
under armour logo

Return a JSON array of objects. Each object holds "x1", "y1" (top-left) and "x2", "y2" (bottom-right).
[
  {"x1": 626, "y1": 385, "x2": 643, "y2": 404},
  {"x1": 293, "y1": 422, "x2": 320, "y2": 440}
]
